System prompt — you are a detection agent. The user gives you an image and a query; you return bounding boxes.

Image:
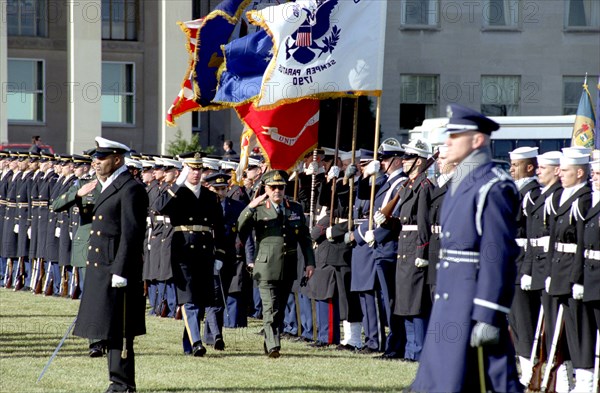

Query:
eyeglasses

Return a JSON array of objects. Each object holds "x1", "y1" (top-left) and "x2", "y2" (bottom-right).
[{"x1": 268, "y1": 185, "x2": 285, "y2": 190}]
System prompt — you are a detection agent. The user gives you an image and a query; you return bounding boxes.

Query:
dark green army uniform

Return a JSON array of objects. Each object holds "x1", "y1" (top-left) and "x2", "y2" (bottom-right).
[{"x1": 237, "y1": 170, "x2": 315, "y2": 356}]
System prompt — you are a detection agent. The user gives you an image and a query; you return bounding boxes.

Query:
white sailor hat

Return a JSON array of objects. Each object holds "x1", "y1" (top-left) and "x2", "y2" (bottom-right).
[
  {"x1": 560, "y1": 153, "x2": 589, "y2": 166},
  {"x1": 509, "y1": 146, "x2": 538, "y2": 160},
  {"x1": 91, "y1": 136, "x2": 130, "y2": 158},
  {"x1": 562, "y1": 146, "x2": 592, "y2": 157},
  {"x1": 162, "y1": 157, "x2": 183, "y2": 170},
  {"x1": 125, "y1": 157, "x2": 143, "y2": 170},
  {"x1": 402, "y1": 139, "x2": 431, "y2": 158},
  {"x1": 537, "y1": 151, "x2": 562, "y2": 166},
  {"x1": 590, "y1": 159, "x2": 600, "y2": 171},
  {"x1": 202, "y1": 157, "x2": 220, "y2": 171}
]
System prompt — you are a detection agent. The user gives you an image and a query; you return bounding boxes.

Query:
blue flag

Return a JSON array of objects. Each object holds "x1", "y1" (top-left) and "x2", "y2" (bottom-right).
[
  {"x1": 193, "y1": 0, "x2": 250, "y2": 108},
  {"x1": 213, "y1": 29, "x2": 273, "y2": 105},
  {"x1": 571, "y1": 81, "x2": 596, "y2": 149}
]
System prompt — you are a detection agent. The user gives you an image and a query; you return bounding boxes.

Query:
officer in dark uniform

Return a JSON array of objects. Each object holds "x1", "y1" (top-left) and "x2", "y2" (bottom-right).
[
  {"x1": 73, "y1": 137, "x2": 148, "y2": 393},
  {"x1": 2, "y1": 153, "x2": 25, "y2": 288},
  {"x1": 238, "y1": 169, "x2": 315, "y2": 358},
  {"x1": 411, "y1": 104, "x2": 522, "y2": 393},
  {"x1": 40, "y1": 155, "x2": 62, "y2": 295},
  {"x1": 0, "y1": 152, "x2": 14, "y2": 287},
  {"x1": 506, "y1": 146, "x2": 542, "y2": 384},
  {"x1": 55, "y1": 155, "x2": 77, "y2": 296},
  {"x1": 153, "y1": 152, "x2": 227, "y2": 357},
  {"x1": 545, "y1": 151, "x2": 594, "y2": 391}
]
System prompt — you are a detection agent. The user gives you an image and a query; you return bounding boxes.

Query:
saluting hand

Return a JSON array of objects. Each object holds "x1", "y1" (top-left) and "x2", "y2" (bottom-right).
[
  {"x1": 248, "y1": 193, "x2": 268, "y2": 209},
  {"x1": 77, "y1": 180, "x2": 98, "y2": 197}
]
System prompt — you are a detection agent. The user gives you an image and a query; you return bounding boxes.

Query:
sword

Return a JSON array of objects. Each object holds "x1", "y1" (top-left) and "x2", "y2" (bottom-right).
[
  {"x1": 594, "y1": 329, "x2": 599, "y2": 393},
  {"x1": 217, "y1": 269, "x2": 230, "y2": 321},
  {"x1": 37, "y1": 317, "x2": 77, "y2": 383}
]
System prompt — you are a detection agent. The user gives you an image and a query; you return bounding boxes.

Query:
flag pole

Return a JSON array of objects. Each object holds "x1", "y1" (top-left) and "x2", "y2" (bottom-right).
[
  {"x1": 368, "y1": 96, "x2": 382, "y2": 231},
  {"x1": 329, "y1": 99, "x2": 343, "y2": 224},
  {"x1": 347, "y1": 98, "x2": 359, "y2": 232}
]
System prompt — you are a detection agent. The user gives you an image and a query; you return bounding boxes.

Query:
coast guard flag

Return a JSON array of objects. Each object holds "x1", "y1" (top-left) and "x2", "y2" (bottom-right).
[
  {"x1": 235, "y1": 99, "x2": 319, "y2": 174},
  {"x1": 571, "y1": 79, "x2": 597, "y2": 149},
  {"x1": 249, "y1": 0, "x2": 387, "y2": 108},
  {"x1": 596, "y1": 78, "x2": 600, "y2": 150}
]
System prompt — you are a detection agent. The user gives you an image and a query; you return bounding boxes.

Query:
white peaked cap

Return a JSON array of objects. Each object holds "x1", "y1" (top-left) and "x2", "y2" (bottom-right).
[
  {"x1": 402, "y1": 139, "x2": 431, "y2": 158},
  {"x1": 509, "y1": 146, "x2": 538, "y2": 160},
  {"x1": 537, "y1": 151, "x2": 562, "y2": 166},
  {"x1": 202, "y1": 158, "x2": 220, "y2": 170},
  {"x1": 162, "y1": 157, "x2": 183, "y2": 170},
  {"x1": 94, "y1": 136, "x2": 130, "y2": 153},
  {"x1": 125, "y1": 157, "x2": 143, "y2": 169}
]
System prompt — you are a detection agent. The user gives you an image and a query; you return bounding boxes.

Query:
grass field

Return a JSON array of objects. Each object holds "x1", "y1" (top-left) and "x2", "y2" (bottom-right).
[{"x1": 0, "y1": 289, "x2": 418, "y2": 392}]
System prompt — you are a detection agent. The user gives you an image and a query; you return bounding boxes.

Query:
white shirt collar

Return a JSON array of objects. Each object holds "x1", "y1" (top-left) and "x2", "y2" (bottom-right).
[{"x1": 185, "y1": 181, "x2": 201, "y2": 198}]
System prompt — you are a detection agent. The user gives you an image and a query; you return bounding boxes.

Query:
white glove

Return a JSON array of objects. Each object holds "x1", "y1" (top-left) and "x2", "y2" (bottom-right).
[
  {"x1": 363, "y1": 160, "x2": 380, "y2": 177},
  {"x1": 55, "y1": 227, "x2": 61, "y2": 238},
  {"x1": 520, "y1": 274, "x2": 532, "y2": 291},
  {"x1": 374, "y1": 210, "x2": 387, "y2": 226},
  {"x1": 364, "y1": 230, "x2": 375, "y2": 247},
  {"x1": 175, "y1": 165, "x2": 190, "y2": 186},
  {"x1": 27, "y1": 227, "x2": 31, "y2": 239},
  {"x1": 294, "y1": 161, "x2": 304, "y2": 173},
  {"x1": 214, "y1": 259, "x2": 224, "y2": 272},
  {"x1": 545, "y1": 277, "x2": 551, "y2": 293},
  {"x1": 111, "y1": 274, "x2": 127, "y2": 288},
  {"x1": 344, "y1": 232, "x2": 353, "y2": 245},
  {"x1": 344, "y1": 164, "x2": 358, "y2": 180},
  {"x1": 326, "y1": 226, "x2": 334, "y2": 242},
  {"x1": 572, "y1": 284, "x2": 584, "y2": 300},
  {"x1": 327, "y1": 165, "x2": 340, "y2": 180},
  {"x1": 13, "y1": 224, "x2": 19, "y2": 234},
  {"x1": 470, "y1": 321, "x2": 500, "y2": 347},
  {"x1": 305, "y1": 161, "x2": 319, "y2": 176},
  {"x1": 415, "y1": 258, "x2": 429, "y2": 268}
]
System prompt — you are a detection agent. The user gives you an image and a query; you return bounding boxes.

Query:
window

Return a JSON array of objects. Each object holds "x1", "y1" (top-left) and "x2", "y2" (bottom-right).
[
  {"x1": 483, "y1": 0, "x2": 520, "y2": 28},
  {"x1": 6, "y1": 0, "x2": 47, "y2": 37},
  {"x1": 481, "y1": 76, "x2": 520, "y2": 116},
  {"x1": 401, "y1": 0, "x2": 439, "y2": 26},
  {"x1": 102, "y1": 62, "x2": 135, "y2": 125},
  {"x1": 399, "y1": 75, "x2": 438, "y2": 131},
  {"x1": 565, "y1": 0, "x2": 600, "y2": 28},
  {"x1": 102, "y1": 0, "x2": 138, "y2": 40},
  {"x1": 7, "y1": 59, "x2": 44, "y2": 123}
]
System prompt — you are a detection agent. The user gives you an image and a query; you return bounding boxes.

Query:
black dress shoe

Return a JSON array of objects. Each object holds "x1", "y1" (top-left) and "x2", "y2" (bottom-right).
[
  {"x1": 377, "y1": 353, "x2": 402, "y2": 361},
  {"x1": 214, "y1": 338, "x2": 225, "y2": 351},
  {"x1": 267, "y1": 348, "x2": 280, "y2": 358},
  {"x1": 293, "y1": 336, "x2": 312, "y2": 343},
  {"x1": 357, "y1": 346, "x2": 379, "y2": 354},
  {"x1": 335, "y1": 344, "x2": 359, "y2": 351},
  {"x1": 309, "y1": 341, "x2": 330, "y2": 348},
  {"x1": 192, "y1": 343, "x2": 207, "y2": 357},
  {"x1": 89, "y1": 342, "x2": 105, "y2": 358},
  {"x1": 400, "y1": 357, "x2": 418, "y2": 363}
]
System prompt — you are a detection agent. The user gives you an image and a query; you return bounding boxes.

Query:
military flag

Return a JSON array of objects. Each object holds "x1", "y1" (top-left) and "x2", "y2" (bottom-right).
[
  {"x1": 595, "y1": 78, "x2": 600, "y2": 150},
  {"x1": 571, "y1": 77, "x2": 597, "y2": 150},
  {"x1": 235, "y1": 99, "x2": 319, "y2": 177},
  {"x1": 248, "y1": 0, "x2": 387, "y2": 108}
]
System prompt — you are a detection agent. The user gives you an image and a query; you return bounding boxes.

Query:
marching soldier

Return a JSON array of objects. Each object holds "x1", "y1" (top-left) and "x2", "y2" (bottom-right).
[
  {"x1": 238, "y1": 169, "x2": 315, "y2": 358},
  {"x1": 507, "y1": 146, "x2": 542, "y2": 385},
  {"x1": 411, "y1": 104, "x2": 522, "y2": 392},
  {"x1": 153, "y1": 152, "x2": 227, "y2": 357}
]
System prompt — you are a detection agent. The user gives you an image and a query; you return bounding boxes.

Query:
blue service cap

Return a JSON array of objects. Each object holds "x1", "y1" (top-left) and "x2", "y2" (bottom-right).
[
  {"x1": 358, "y1": 149, "x2": 374, "y2": 162},
  {"x1": 445, "y1": 104, "x2": 499, "y2": 135}
]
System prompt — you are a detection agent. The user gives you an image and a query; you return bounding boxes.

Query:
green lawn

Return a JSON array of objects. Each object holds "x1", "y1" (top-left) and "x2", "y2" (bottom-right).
[{"x1": 0, "y1": 289, "x2": 417, "y2": 392}]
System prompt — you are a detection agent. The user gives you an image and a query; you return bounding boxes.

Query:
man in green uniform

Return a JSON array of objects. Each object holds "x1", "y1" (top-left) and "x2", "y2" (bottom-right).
[{"x1": 238, "y1": 169, "x2": 315, "y2": 358}]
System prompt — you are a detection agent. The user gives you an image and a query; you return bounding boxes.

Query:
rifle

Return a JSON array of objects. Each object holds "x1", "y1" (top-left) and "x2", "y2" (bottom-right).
[
  {"x1": 70, "y1": 267, "x2": 81, "y2": 300},
  {"x1": 5, "y1": 258, "x2": 13, "y2": 289},
  {"x1": 60, "y1": 266, "x2": 69, "y2": 297},
  {"x1": 380, "y1": 151, "x2": 440, "y2": 218},
  {"x1": 43, "y1": 263, "x2": 54, "y2": 296},
  {"x1": 34, "y1": 259, "x2": 45, "y2": 295},
  {"x1": 542, "y1": 304, "x2": 565, "y2": 393},
  {"x1": 529, "y1": 315, "x2": 546, "y2": 391},
  {"x1": 29, "y1": 259, "x2": 39, "y2": 290},
  {"x1": 13, "y1": 257, "x2": 25, "y2": 291}
]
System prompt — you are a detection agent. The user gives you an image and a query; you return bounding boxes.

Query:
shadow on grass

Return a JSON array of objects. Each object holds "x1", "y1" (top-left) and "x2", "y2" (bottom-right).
[{"x1": 147, "y1": 385, "x2": 411, "y2": 392}]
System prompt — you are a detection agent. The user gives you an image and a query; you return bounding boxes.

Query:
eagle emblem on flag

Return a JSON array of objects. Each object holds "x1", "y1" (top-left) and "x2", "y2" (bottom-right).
[{"x1": 285, "y1": 0, "x2": 340, "y2": 64}]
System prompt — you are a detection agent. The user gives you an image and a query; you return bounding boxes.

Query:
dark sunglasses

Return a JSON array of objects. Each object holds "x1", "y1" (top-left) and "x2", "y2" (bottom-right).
[{"x1": 268, "y1": 185, "x2": 285, "y2": 190}]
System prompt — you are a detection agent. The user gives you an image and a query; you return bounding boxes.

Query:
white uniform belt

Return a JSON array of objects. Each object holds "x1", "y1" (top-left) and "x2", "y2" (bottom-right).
[
  {"x1": 584, "y1": 249, "x2": 600, "y2": 261},
  {"x1": 555, "y1": 242, "x2": 577, "y2": 254},
  {"x1": 173, "y1": 225, "x2": 211, "y2": 233},
  {"x1": 439, "y1": 249, "x2": 480, "y2": 263},
  {"x1": 155, "y1": 215, "x2": 165, "y2": 222},
  {"x1": 431, "y1": 225, "x2": 441, "y2": 234},
  {"x1": 515, "y1": 238, "x2": 527, "y2": 248},
  {"x1": 530, "y1": 236, "x2": 549, "y2": 248},
  {"x1": 402, "y1": 225, "x2": 418, "y2": 231}
]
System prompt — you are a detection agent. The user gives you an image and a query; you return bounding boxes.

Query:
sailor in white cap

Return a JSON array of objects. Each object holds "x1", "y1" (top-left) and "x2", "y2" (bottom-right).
[
  {"x1": 545, "y1": 152, "x2": 594, "y2": 392},
  {"x1": 72, "y1": 136, "x2": 149, "y2": 393},
  {"x1": 505, "y1": 146, "x2": 543, "y2": 384}
]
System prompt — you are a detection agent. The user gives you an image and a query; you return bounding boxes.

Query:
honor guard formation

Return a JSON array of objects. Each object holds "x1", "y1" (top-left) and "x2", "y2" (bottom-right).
[{"x1": 1, "y1": 105, "x2": 600, "y2": 393}]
